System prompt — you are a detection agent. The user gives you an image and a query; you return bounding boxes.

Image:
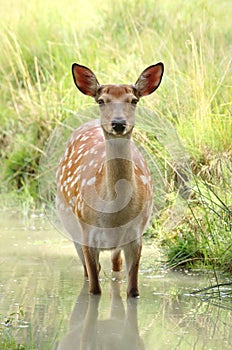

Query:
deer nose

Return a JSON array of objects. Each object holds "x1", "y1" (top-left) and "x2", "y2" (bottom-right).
[{"x1": 111, "y1": 119, "x2": 127, "y2": 134}]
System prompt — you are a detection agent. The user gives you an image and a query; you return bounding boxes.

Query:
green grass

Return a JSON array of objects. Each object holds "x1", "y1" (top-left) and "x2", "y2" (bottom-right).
[
  {"x1": 0, "y1": 305, "x2": 31, "y2": 350},
  {"x1": 163, "y1": 183, "x2": 232, "y2": 270},
  {"x1": 0, "y1": 0, "x2": 231, "y2": 275}
]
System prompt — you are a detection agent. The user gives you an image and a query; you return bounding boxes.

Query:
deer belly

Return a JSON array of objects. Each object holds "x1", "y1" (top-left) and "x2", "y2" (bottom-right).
[{"x1": 56, "y1": 190, "x2": 152, "y2": 249}]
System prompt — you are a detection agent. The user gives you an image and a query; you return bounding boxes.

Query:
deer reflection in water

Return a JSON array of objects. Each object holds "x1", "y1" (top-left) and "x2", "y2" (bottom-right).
[{"x1": 57, "y1": 274, "x2": 146, "y2": 350}]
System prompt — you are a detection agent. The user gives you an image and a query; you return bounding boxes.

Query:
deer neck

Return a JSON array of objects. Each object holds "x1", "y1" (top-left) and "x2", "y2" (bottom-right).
[{"x1": 104, "y1": 135, "x2": 135, "y2": 199}]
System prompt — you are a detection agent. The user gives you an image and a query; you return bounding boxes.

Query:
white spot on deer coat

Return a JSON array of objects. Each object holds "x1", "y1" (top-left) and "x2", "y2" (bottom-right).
[
  {"x1": 98, "y1": 165, "x2": 103, "y2": 173},
  {"x1": 74, "y1": 165, "x2": 82, "y2": 174},
  {"x1": 67, "y1": 176, "x2": 73, "y2": 183},
  {"x1": 140, "y1": 175, "x2": 148, "y2": 185},
  {"x1": 83, "y1": 150, "x2": 89, "y2": 157},
  {"x1": 70, "y1": 196, "x2": 76, "y2": 206},
  {"x1": 80, "y1": 135, "x2": 89, "y2": 142},
  {"x1": 70, "y1": 146, "x2": 75, "y2": 158},
  {"x1": 67, "y1": 159, "x2": 73, "y2": 168},
  {"x1": 87, "y1": 177, "x2": 96, "y2": 186},
  {"x1": 81, "y1": 179, "x2": 86, "y2": 187},
  {"x1": 74, "y1": 156, "x2": 82, "y2": 165},
  {"x1": 71, "y1": 177, "x2": 79, "y2": 188}
]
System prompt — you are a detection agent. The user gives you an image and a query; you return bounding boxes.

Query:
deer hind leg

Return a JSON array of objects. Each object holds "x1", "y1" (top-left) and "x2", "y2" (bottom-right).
[
  {"x1": 123, "y1": 239, "x2": 142, "y2": 298},
  {"x1": 111, "y1": 249, "x2": 122, "y2": 272},
  {"x1": 82, "y1": 245, "x2": 101, "y2": 295}
]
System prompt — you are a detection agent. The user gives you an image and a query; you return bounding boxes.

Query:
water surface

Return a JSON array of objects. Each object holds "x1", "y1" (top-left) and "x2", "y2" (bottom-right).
[{"x1": 0, "y1": 210, "x2": 231, "y2": 349}]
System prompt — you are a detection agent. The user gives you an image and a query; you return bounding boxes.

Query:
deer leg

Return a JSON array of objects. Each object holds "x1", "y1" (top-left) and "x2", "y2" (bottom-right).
[
  {"x1": 111, "y1": 249, "x2": 122, "y2": 272},
  {"x1": 123, "y1": 239, "x2": 142, "y2": 298},
  {"x1": 74, "y1": 242, "x2": 88, "y2": 277},
  {"x1": 82, "y1": 246, "x2": 101, "y2": 295}
]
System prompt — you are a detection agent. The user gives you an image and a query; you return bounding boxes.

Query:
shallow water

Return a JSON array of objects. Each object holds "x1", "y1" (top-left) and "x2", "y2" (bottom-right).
[{"x1": 1, "y1": 209, "x2": 232, "y2": 350}]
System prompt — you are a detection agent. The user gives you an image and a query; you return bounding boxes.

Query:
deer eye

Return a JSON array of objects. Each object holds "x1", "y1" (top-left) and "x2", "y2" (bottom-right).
[
  {"x1": 131, "y1": 99, "x2": 138, "y2": 105},
  {"x1": 97, "y1": 99, "x2": 105, "y2": 105}
]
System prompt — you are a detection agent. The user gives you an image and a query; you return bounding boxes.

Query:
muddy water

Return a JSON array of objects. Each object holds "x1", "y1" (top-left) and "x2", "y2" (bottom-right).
[{"x1": 1, "y1": 209, "x2": 232, "y2": 350}]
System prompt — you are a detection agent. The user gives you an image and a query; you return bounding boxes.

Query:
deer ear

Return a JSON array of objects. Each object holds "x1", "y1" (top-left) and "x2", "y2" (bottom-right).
[
  {"x1": 135, "y1": 63, "x2": 164, "y2": 97},
  {"x1": 72, "y1": 63, "x2": 100, "y2": 97}
]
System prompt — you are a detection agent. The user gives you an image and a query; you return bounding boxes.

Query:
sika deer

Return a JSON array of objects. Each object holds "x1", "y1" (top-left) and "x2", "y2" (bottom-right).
[{"x1": 56, "y1": 63, "x2": 164, "y2": 297}]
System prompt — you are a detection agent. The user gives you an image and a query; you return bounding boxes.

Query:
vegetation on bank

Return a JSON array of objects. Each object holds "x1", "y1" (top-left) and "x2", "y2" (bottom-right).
[{"x1": 0, "y1": 0, "x2": 231, "y2": 273}]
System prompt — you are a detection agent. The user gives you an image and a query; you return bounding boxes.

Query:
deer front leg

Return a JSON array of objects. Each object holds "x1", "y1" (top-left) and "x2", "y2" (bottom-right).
[
  {"x1": 74, "y1": 242, "x2": 88, "y2": 277},
  {"x1": 82, "y1": 246, "x2": 101, "y2": 295},
  {"x1": 123, "y1": 239, "x2": 142, "y2": 298}
]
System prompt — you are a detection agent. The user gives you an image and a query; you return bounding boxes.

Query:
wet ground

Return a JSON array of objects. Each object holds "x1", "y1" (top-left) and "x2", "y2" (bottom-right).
[{"x1": 1, "y1": 209, "x2": 232, "y2": 349}]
